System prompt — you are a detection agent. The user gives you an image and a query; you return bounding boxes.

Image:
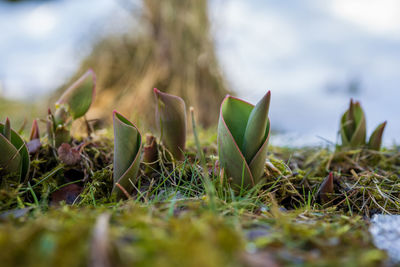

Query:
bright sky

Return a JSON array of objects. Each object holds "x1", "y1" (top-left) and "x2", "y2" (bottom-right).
[
  {"x1": 212, "y1": 0, "x2": 400, "y2": 145},
  {"x1": 0, "y1": 0, "x2": 128, "y2": 98},
  {"x1": 1, "y1": 0, "x2": 399, "y2": 145}
]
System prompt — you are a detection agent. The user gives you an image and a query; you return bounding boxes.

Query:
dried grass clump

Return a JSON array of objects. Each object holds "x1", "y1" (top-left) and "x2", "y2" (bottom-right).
[{"x1": 66, "y1": 0, "x2": 228, "y2": 129}]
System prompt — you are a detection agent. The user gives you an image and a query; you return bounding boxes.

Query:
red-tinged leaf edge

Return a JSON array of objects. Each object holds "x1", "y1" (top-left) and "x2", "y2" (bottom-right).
[
  {"x1": 218, "y1": 95, "x2": 270, "y2": 188},
  {"x1": 29, "y1": 119, "x2": 40, "y2": 141}
]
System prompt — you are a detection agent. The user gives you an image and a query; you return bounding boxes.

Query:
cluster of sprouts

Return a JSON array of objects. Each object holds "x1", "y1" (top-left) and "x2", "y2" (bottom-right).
[{"x1": 0, "y1": 70, "x2": 387, "y2": 200}]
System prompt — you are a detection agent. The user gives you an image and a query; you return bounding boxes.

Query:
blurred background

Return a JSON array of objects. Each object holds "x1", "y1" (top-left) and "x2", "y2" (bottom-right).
[{"x1": 0, "y1": 0, "x2": 399, "y2": 146}]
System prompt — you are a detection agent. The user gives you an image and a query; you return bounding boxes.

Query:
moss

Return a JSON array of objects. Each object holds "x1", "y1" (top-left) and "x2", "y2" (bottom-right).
[{"x1": 0, "y1": 202, "x2": 388, "y2": 266}]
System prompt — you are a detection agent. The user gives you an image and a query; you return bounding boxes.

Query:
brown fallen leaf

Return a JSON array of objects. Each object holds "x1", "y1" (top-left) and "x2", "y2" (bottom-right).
[
  {"x1": 57, "y1": 143, "x2": 81, "y2": 165},
  {"x1": 50, "y1": 184, "x2": 82, "y2": 205}
]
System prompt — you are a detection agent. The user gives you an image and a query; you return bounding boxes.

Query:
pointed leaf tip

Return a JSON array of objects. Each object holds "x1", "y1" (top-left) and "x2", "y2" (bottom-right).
[
  {"x1": 340, "y1": 99, "x2": 366, "y2": 148},
  {"x1": 318, "y1": 172, "x2": 334, "y2": 204},
  {"x1": 242, "y1": 91, "x2": 271, "y2": 162},
  {"x1": 3, "y1": 117, "x2": 11, "y2": 141},
  {"x1": 368, "y1": 121, "x2": 387, "y2": 151},
  {"x1": 29, "y1": 119, "x2": 40, "y2": 141}
]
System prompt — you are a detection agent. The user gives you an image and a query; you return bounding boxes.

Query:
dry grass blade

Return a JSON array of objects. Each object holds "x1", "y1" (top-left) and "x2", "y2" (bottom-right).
[{"x1": 89, "y1": 212, "x2": 111, "y2": 267}]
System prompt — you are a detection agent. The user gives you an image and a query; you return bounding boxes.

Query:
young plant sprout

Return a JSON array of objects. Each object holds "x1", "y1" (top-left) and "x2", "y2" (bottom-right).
[
  {"x1": 55, "y1": 69, "x2": 96, "y2": 122},
  {"x1": 218, "y1": 92, "x2": 271, "y2": 189},
  {"x1": 317, "y1": 172, "x2": 334, "y2": 204},
  {"x1": 154, "y1": 88, "x2": 186, "y2": 160},
  {"x1": 112, "y1": 111, "x2": 143, "y2": 200},
  {"x1": 0, "y1": 118, "x2": 30, "y2": 183},
  {"x1": 48, "y1": 70, "x2": 96, "y2": 147},
  {"x1": 27, "y1": 119, "x2": 41, "y2": 154},
  {"x1": 340, "y1": 99, "x2": 386, "y2": 150}
]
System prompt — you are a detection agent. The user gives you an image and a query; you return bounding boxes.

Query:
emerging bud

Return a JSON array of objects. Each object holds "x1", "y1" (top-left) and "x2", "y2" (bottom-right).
[
  {"x1": 55, "y1": 69, "x2": 96, "y2": 121},
  {"x1": 339, "y1": 99, "x2": 386, "y2": 150},
  {"x1": 29, "y1": 119, "x2": 40, "y2": 141},
  {"x1": 217, "y1": 92, "x2": 271, "y2": 188},
  {"x1": 318, "y1": 172, "x2": 334, "y2": 204},
  {"x1": 340, "y1": 99, "x2": 366, "y2": 148},
  {"x1": 49, "y1": 70, "x2": 96, "y2": 147}
]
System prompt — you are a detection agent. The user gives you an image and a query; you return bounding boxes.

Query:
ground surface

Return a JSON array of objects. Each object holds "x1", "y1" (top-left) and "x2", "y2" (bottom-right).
[{"x1": 1, "y1": 128, "x2": 399, "y2": 266}]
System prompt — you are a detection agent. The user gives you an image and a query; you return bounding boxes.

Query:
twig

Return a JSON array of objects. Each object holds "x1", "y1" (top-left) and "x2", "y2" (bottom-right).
[{"x1": 115, "y1": 183, "x2": 132, "y2": 199}]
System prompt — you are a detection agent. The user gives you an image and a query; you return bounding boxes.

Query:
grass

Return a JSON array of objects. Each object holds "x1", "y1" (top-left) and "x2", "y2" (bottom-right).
[{"x1": 0, "y1": 124, "x2": 398, "y2": 266}]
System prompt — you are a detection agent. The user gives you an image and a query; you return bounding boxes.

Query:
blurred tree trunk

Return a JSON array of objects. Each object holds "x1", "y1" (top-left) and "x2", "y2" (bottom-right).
[{"x1": 68, "y1": 0, "x2": 229, "y2": 129}]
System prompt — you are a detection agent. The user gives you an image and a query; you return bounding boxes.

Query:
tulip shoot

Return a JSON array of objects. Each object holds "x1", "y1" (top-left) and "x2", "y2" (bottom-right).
[
  {"x1": 112, "y1": 111, "x2": 142, "y2": 200},
  {"x1": 340, "y1": 99, "x2": 366, "y2": 148},
  {"x1": 318, "y1": 172, "x2": 334, "y2": 204},
  {"x1": 340, "y1": 99, "x2": 386, "y2": 150},
  {"x1": 55, "y1": 70, "x2": 96, "y2": 121},
  {"x1": 0, "y1": 119, "x2": 30, "y2": 182},
  {"x1": 242, "y1": 91, "x2": 271, "y2": 162},
  {"x1": 154, "y1": 88, "x2": 186, "y2": 160},
  {"x1": 48, "y1": 70, "x2": 96, "y2": 147},
  {"x1": 218, "y1": 92, "x2": 271, "y2": 188}
]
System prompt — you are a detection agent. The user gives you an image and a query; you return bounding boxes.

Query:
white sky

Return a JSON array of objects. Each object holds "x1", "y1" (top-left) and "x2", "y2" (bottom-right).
[{"x1": 1, "y1": 0, "x2": 399, "y2": 145}]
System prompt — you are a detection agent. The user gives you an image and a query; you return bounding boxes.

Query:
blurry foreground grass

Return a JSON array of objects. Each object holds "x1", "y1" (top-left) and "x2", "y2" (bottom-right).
[{"x1": 0, "y1": 201, "x2": 385, "y2": 267}]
